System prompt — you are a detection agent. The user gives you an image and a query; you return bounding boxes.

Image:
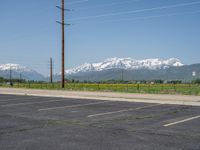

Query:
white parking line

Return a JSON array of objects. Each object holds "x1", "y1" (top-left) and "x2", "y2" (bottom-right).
[
  {"x1": 38, "y1": 101, "x2": 112, "y2": 111},
  {"x1": 0, "y1": 96, "x2": 42, "y2": 102},
  {"x1": 163, "y1": 115, "x2": 200, "y2": 127},
  {"x1": 1, "y1": 99, "x2": 65, "y2": 107},
  {"x1": 88, "y1": 103, "x2": 162, "y2": 118}
]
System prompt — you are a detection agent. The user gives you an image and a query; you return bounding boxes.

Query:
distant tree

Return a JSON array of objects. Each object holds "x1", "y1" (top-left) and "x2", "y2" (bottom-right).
[
  {"x1": 154, "y1": 80, "x2": 164, "y2": 84},
  {"x1": 192, "y1": 78, "x2": 200, "y2": 84},
  {"x1": 0, "y1": 77, "x2": 6, "y2": 82},
  {"x1": 167, "y1": 80, "x2": 182, "y2": 84}
]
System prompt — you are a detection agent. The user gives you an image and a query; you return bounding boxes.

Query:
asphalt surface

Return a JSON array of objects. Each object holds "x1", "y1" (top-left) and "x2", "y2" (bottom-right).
[{"x1": 0, "y1": 94, "x2": 200, "y2": 150}]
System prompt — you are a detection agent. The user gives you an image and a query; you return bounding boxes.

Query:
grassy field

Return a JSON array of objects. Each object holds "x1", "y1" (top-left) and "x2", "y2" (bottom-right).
[{"x1": 0, "y1": 82, "x2": 200, "y2": 96}]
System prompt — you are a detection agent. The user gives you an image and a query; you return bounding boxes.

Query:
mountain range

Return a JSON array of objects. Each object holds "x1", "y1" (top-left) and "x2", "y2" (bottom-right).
[
  {"x1": 65, "y1": 58, "x2": 184, "y2": 75},
  {"x1": 0, "y1": 64, "x2": 45, "y2": 81},
  {"x1": 62, "y1": 58, "x2": 199, "y2": 81},
  {"x1": 0, "y1": 58, "x2": 199, "y2": 81}
]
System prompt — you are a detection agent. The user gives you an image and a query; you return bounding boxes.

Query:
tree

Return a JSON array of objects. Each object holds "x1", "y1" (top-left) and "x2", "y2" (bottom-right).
[{"x1": 192, "y1": 78, "x2": 200, "y2": 84}]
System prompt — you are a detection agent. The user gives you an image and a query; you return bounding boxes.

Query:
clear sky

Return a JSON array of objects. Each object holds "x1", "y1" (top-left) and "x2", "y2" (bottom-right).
[{"x1": 1, "y1": 0, "x2": 200, "y2": 75}]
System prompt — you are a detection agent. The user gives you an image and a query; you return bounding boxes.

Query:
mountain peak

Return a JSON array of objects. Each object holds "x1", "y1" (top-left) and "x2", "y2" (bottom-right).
[
  {"x1": 0, "y1": 63, "x2": 44, "y2": 81},
  {"x1": 0, "y1": 64, "x2": 32, "y2": 72},
  {"x1": 65, "y1": 57, "x2": 184, "y2": 75}
]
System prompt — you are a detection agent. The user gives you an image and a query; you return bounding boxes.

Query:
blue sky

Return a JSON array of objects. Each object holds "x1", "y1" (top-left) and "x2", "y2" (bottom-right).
[{"x1": 1, "y1": 0, "x2": 200, "y2": 75}]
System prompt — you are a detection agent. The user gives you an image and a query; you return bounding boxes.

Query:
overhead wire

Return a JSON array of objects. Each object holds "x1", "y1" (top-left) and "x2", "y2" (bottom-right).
[
  {"x1": 68, "y1": 1, "x2": 200, "y2": 21},
  {"x1": 75, "y1": 0, "x2": 142, "y2": 10},
  {"x1": 66, "y1": 0, "x2": 89, "y2": 5},
  {"x1": 77, "y1": 10, "x2": 200, "y2": 24}
]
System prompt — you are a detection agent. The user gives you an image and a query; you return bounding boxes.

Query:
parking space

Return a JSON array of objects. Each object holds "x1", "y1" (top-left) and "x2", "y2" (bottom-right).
[{"x1": 0, "y1": 94, "x2": 200, "y2": 150}]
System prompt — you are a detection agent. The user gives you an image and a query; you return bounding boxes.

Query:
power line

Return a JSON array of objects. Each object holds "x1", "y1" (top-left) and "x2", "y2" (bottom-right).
[
  {"x1": 76, "y1": 0, "x2": 141, "y2": 10},
  {"x1": 67, "y1": 0, "x2": 89, "y2": 5},
  {"x1": 68, "y1": 1, "x2": 200, "y2": 21},
  {"x1": 83, "y1": 10, "x2": 200, "y2": 24}
]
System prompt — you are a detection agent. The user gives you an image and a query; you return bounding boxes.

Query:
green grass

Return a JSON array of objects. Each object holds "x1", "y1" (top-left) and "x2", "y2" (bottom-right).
[{"x1": 0, "y1": 83, "x2": 200, "y2": 96}]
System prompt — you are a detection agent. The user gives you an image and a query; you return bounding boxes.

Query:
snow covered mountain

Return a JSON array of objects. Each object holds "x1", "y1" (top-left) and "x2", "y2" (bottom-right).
[
  {"x1": 65, "y1": 58, "x2": 184, "y2": 75},
  {"x1": 0, "y1": 64, "x2": 45, "y2": 81}
]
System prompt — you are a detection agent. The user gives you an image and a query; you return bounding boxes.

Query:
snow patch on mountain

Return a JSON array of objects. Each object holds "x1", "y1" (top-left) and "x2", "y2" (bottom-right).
[
  {"x1": 0, "y1": 64, "x2": 44, "y2": 81},
  {"x1": 0, "y1": 64, "x2": 32, "y2": 72},
  {"x1": 65, "y1": 58, "x2": 184, "y2": 75}
]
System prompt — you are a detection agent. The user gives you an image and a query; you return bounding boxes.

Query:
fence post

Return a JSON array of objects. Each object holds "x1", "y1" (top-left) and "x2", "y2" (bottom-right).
[
  {"x1": 148, "y1": 84, "x2": 150, "y2": 93},
  {"x1": 161, "y1": 85, "x2": 164, "y2": 92},
  {"x1": 174, "y1": 84, "x2": 176, "y2": 92},
  {"x1": 137, "y1": 84, "x2": 140, "y2": 92}
]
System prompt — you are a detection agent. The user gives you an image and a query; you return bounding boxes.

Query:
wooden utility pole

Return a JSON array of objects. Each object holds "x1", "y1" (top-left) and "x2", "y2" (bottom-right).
[
  {"x1": 50, "y1": 58, "x2": 53, "y2": 83},
  {"x1": 19, "y1": 73, "x2": 22, "y2": 83},
  {"x1": 61, "y1": 0, "x2": 65, "y2": 88},
  {"x1": 56, "y1": 0, "x2": 71, "y2": 88},
  {"x1": 121, "y1": 69, "x2": 124, "y2": 81},
  {"x1": 9, "y1": 66, "x2": 13, "y2": 86},
  {"x1": 9, "y1": 67, "x2": 12, "y2": 83}
]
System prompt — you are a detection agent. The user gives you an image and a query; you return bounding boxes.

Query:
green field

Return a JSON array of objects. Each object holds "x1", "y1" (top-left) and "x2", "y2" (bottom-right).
[{"x1": 0, "y1": 83, "x2": 200, "y2": 96}]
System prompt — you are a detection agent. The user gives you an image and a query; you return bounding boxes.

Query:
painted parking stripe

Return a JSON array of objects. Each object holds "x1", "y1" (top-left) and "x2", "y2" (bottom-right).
[
  {"x1": 163, "y1": 115, "x2": 200, "y2": 127},
  {"x1": 0, "y1": 96, "x2": 43, "y2": 102},
  {"x1": 1, "y1": 98, "x2": 65, "y2": 107},
  {"x1": 38, "y1": 101, "x2": 112, "y2": 111},
  {"x1": 88, "y1": 103, "x2": 162, "y2": 118}
]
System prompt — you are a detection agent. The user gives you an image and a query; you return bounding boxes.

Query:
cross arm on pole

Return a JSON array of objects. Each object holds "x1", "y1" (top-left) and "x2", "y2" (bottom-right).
[
  {"x1": 56, "y1": 21, "x2": 71, "y2": 26},
  {"x1": 56, "y1": 6, "x2": 73, "y2": 11}
]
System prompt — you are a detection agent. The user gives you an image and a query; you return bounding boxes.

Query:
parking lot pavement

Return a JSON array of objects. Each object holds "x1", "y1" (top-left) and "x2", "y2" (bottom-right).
[{"x1": 0, "y1": 94, "x2": 200, "y2": 150}]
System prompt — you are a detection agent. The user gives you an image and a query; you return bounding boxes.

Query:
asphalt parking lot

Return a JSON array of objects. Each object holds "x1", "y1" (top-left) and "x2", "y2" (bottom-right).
[{"x1": 0, "y1": 94, "x2": 200, "y2": 150}]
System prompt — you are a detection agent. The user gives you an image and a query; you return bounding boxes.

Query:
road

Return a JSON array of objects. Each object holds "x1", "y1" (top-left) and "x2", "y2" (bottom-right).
[{"x1": 0, "y1": 94, "x2": 200, "y2": 150}]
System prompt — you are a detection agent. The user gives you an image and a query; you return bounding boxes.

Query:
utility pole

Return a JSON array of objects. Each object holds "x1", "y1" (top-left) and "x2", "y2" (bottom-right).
[
  {"x1": 61, "y1": 0, "x2": 65, "y2": 88},
  {"x1": 9, "y1": 66, "x2": 12, "y2": 86},
  {"x1": 56, "y1": 0, "x2": 71, "y2": 88},
  {"x1": 19, "y1": 73, "x2": 22, "y2": 83},
  {"x1": 50, "y1": 57, "x2": 53, "y2": 83},
  {"x1": 122, "y1": 69, "x2": 124, "y2": 81}
]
